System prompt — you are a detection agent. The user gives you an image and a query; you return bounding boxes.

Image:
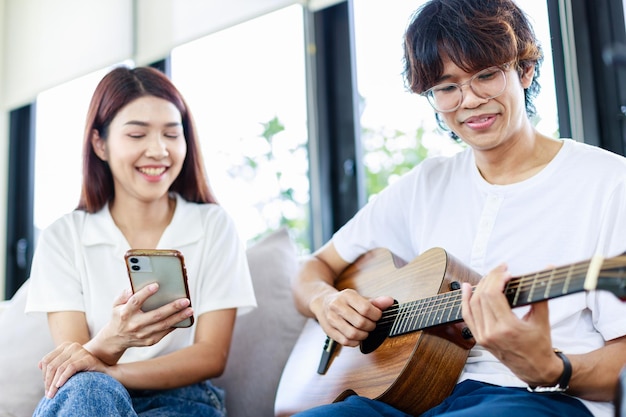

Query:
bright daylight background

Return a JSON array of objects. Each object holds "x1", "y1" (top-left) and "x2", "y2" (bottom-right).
[{"x1": 33, "y1": 1, "x2": 557, "y2": 251}]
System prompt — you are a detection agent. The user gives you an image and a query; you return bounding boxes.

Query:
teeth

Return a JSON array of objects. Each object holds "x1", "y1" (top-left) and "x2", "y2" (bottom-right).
[{"x1": 139, "y1": 167, "x2": 166, "y2": 176}]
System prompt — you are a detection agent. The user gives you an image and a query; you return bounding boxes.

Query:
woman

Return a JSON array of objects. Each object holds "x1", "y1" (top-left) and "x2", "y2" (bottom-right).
[{"x1": 25, "y1": 66, "x2": 257, "y2": 416}]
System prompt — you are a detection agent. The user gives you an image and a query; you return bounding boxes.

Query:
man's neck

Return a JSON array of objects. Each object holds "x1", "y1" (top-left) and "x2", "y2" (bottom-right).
[{"x1": 474, "y1": 133, "x2": 562, "y2": 185}]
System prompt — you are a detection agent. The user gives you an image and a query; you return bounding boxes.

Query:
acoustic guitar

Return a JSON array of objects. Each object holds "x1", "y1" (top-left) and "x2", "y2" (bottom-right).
[{"x1": 274, "y1": 247, "x2": 626, "y2": 416}]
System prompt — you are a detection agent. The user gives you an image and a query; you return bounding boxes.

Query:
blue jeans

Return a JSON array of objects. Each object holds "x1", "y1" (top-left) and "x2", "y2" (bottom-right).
[
  {"x1": 33, "y1": 371, "x2": 226, "y2": 417},
  {"x1": 293, "y1": 380, "x2": 594, "y2": 417}
]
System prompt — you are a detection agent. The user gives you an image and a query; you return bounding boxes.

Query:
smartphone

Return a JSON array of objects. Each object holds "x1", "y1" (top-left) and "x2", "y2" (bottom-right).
[{"x1": 124, "y1": 249, "x2": 194, "y2": 328}]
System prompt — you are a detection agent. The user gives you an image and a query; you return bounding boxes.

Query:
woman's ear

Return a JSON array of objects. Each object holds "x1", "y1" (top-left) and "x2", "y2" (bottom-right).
[{"x1": 91, "y1": 129, "x2": 108, "y2": 161}]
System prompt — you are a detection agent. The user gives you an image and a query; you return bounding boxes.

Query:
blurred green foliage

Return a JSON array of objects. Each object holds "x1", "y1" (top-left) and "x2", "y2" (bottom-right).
[
  {"x1": 238, "y1": 117, "x2": 454, "y2": 253},
  {"x1": 233, "y1": 116, "x2": 311, "y2": 253},
  {"x1": 361, "y1": 125, "x2": 430, "y2": 197}
]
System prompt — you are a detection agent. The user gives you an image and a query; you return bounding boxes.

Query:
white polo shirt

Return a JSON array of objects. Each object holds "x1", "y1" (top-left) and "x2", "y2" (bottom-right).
[{"x1": 26, "y1": 193, "x2": 257, "y2": 363}]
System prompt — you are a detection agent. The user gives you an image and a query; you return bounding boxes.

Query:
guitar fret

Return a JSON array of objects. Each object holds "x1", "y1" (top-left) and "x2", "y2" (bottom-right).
[
  {"x1": 564, "y1": 264, "x2": 573, "y2": 294},
  {"x1": 414, "y1": 298, "x2": 428, "y2": 329},
  {"x1": 504, "y1": 281, "x2": 520, "y2": 306},
  {"x1": 448, "y1": 292, "x2": 462, "y2": 322},
  {"x1": 419, "y1": 298, "x2": 431, "y2": 329},
  {"x1": 393, "y1": 302, "x2": 409, "y2": 335},
  {"x1": 406, "y1": 301, "x2": 418, "y2": 332},
  {"x1": 431, "y1": 293, "x2": 449, "y2": 327},
  {"x1": 407, "y1": 300, "x2": 420, "y2": 333},
  {"x1": 510, "y1": 279, "x2": 520, "y2": 306},
  {"x1": 390, "y1": 304, "x2": 401, "y2": 335},
  {"x1": 440, "y1": 293, "x2": 453, "y2": 324},
  {"x1": 543, "y1": 268, "x2": 555, "y2": 299},
  {"x1": 425, "y1": 296, "x2": 438, "y2": 328},
  {"x1": 527, "y1": 274, "x2": 537, "y2": 303},
  {"x1": 548, "y1": 281, "x2": 563, "y2": 299},
  {"x1": 415, "y1": 297, "x2": 424, "y2": 327}
]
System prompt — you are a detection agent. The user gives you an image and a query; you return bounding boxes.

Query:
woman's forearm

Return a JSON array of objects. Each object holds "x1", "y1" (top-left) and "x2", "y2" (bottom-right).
[{"x1": 108, "y1": 341, "x2": 228, "y2": 390}]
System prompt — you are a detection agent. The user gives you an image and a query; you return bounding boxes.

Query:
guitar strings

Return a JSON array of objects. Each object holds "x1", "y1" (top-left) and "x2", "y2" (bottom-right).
[{"x1": 371, "y1": 258, "x2": 626, "y2": 334}]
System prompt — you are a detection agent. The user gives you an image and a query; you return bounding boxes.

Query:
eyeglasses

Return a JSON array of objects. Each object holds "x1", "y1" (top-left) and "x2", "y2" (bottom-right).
[{"x1": 422, "y1": 66, "x2": 508, "y2": 113}]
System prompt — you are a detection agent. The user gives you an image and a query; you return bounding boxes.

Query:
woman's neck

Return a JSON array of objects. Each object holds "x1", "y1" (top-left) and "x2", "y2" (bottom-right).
[{"x1": 109, "y1": 194, "x2": 176, "y2": 248}]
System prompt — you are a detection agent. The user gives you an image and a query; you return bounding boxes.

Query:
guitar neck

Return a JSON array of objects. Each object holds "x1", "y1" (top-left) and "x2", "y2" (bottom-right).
[{"x1": 385, "y1": 255, "x2": 626, "y2": 337}]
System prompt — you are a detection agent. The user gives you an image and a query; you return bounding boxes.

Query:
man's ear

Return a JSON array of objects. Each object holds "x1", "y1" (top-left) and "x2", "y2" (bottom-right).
[
  {"x1": 520, "y1": 64, "x2": 535, "y2": 89},
  {"x1": 91, "y1": 129, "x2": 107, "y2": 161}
]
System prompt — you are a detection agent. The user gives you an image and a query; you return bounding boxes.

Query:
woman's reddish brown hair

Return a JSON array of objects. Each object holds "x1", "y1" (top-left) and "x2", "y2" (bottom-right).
[{"x1": 77, "y1": 66, "x2": 217, "y2": 212}]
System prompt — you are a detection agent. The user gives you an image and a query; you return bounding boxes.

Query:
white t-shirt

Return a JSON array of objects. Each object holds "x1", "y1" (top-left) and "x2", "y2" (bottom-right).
[
  {"x1": 26, "y1": 193, "x2": 257, "y2": 364},
  {"x1": 332, "y1": 139, "x2": 626, "y2": 417}
]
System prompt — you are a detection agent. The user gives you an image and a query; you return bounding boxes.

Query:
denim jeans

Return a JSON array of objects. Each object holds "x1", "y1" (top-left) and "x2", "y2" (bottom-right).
[
  {"x1": 292, "y1": 380, "x2": 594, "y2": 417},
  {"x1": 33, "y1": 371, "x2": 226, "y2": 417}
]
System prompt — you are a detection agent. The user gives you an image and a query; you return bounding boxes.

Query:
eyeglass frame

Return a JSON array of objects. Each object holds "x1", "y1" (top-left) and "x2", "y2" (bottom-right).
[{"x1": 421, "y1": 63, "x2": 510, "y2": 113}]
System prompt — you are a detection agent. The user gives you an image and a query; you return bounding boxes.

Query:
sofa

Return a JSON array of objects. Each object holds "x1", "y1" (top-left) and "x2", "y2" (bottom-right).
[{"x1": 0, "y1": 228, "x2": 307, "y2": 417}]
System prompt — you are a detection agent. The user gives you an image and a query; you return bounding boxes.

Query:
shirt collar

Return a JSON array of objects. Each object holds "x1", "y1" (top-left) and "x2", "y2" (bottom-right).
[{"x1": 81, "y1": 193, "x2": 205, "y2": 250}]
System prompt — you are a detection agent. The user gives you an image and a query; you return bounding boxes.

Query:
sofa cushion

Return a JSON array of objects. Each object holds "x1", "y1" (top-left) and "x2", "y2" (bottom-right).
[
  {"x1": 0, "y1": 280, "x2": 52, "y2": 417},
  {"x1": 0, "y1": 227, "x2": 305, "y2": 417},
  {"x1": 213, "y1": 227, "x2": 306, "y2": 417}
]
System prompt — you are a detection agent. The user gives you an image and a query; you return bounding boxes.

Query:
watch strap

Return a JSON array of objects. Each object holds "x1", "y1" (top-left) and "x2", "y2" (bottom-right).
[{"x1": 527, "y1": 348, "x2": 572, "y2": 393}]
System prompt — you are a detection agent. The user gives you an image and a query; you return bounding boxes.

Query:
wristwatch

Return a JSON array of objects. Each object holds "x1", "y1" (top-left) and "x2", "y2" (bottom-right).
[{"x1": 527, "y1": 348, "x2": 572, "y2": 393}]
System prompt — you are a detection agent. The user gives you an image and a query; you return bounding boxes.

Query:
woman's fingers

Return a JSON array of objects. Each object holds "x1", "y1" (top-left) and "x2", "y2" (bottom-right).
[
  {"x1": 39, "y1": 342, "x2": 83, "y2": 398},
  {"x1": 41, "y1": 342, "x2": 106, "y2": 398}
]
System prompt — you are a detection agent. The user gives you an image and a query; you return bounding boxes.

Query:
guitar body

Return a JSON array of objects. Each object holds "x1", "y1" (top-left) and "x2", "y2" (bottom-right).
[{"x1": 275, "y1": 247, "x2": 482, "y2": 416}]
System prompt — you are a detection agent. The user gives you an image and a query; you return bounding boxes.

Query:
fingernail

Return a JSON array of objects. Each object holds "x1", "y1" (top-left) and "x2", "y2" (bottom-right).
[{"x1": 148, "y1": 283, "x2": 159, "y2": 291}]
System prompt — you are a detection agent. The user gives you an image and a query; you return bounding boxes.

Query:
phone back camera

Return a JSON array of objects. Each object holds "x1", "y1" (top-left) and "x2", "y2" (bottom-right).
[{"x1": 127, "y1": 255, "x2": 153, "y2": 273}]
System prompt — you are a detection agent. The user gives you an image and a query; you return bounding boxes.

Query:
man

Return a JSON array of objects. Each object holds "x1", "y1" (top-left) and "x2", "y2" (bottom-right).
[{"x1": 291, "y1": 0, "x2": 626, "y2": 416}]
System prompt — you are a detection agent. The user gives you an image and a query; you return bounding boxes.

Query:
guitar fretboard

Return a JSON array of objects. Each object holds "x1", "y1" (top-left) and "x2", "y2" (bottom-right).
[{"x1": 377, "y1": 257, "x2": 626, "y2": 337}]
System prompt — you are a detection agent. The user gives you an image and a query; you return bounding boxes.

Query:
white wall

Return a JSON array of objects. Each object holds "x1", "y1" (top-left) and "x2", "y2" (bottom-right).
[{"x1": 1, "y1": 0, "x2": 304, "y2": 110}]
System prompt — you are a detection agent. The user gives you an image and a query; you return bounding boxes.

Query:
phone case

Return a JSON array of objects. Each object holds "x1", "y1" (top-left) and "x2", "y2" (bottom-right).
[{"x1": 124, "y1": 249, "x2": 194, "y2": 328}]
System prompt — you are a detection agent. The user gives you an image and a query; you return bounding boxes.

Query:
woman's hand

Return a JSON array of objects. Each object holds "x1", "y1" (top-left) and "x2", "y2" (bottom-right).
[
  {"x1": 85, "y1": 284, "x2": 194, "y2": 365},
  {"x1": 39, "y1": 341, "x2": 106, "y2": 399}
]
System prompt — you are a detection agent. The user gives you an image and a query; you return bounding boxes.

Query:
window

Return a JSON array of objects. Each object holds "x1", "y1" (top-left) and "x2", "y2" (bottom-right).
[
  {"x1": 171, "y1": 5, "x2": 310, "y2": 251},
  {"x1": 34, "y1": 6, "x2": 310, "y2": 252},
  {"x1": 34, "y1": 66, "x2": 125, "y2": 233}
]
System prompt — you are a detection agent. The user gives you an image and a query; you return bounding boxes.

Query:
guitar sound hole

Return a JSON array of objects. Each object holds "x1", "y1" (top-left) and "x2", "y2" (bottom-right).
[{"x1": 360, "y1": 300, "x2": 398, "y2": 354}]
